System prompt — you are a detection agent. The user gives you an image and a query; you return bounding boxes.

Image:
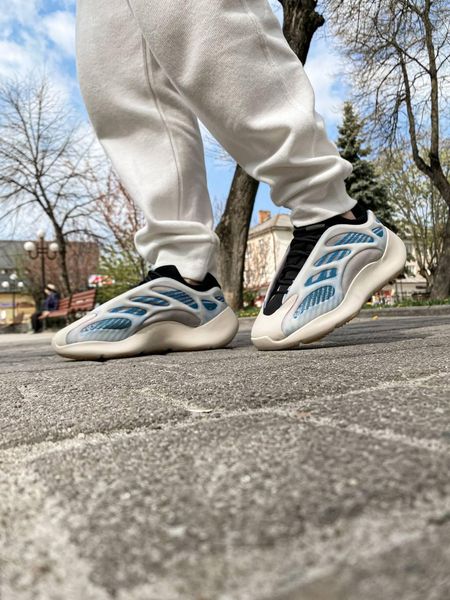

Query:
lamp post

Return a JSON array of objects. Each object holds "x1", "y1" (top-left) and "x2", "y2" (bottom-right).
[
  {"x1": 1, "y1": 274, "x2": 24, "y2": 322},
  {"x1": 24, "y1": 230, "x2": 59, "y2": 296}
]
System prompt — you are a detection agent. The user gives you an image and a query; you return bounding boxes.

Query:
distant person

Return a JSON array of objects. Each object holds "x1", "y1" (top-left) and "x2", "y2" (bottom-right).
[
  {"x1": 31, "y1": 284, "x2": 60, "y2": 333},
  {"x1": 53, "y1": 0, "x2": 406, "y2": 360}
]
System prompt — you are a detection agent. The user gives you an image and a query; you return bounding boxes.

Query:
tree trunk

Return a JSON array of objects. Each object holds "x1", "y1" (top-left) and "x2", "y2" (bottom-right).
[
  {"x1": 430, "y1": 208, "x2": 450, "y2": 299},
  {"x1": 54, "y1": 227, "x2": 72, "y2": 295},
  {"x1": 216, "y1": 166, "x2": 259, "y2": 308},
  {"x1": 215, "y1": 0, "x2": 324, "y2": 310},
  {"x1": 427, "y1": 168, "x2": 450, "y2": 299},
  {"x1": 280, "y1": 0, "x2": 325, "y2": 59}
]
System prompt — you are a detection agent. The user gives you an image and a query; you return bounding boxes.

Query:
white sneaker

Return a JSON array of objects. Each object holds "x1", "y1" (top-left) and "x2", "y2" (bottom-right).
[
  {"x1": 251, "y1": 204, "x2": 407, "y2": 350},
  {"x1": 53, "y1": 265, "x2": 238, "y2": 360}
]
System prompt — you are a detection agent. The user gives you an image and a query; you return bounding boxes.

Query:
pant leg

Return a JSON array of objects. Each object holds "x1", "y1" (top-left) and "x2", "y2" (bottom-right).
[
  {"x1": 127, "y1": 0, "x2": 355, "y2": 226},
  {"x1": 76, "y1": 0, "x2": 218, "y2": 280},
  {"x1": 31, "y1": 312, "x2": 42, "y2": 333}
]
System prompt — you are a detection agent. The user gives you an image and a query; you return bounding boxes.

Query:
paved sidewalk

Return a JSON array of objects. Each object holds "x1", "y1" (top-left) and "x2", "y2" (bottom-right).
[{"x1": 1, "y1": 316, "x2": 450, "y2": 600}]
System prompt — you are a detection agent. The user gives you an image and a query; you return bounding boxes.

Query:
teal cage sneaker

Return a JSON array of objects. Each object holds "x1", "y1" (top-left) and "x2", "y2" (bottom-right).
[
  {"x1": 251, "y1": 204, "x2": 407, "y2": 350},
  {"x1": 52, "y1": 265, "x2": 239, "y2": 360}
]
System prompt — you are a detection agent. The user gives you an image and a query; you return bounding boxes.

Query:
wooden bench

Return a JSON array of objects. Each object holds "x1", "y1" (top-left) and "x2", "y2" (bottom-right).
[
  {"x1": 70, "y1": 289, "x2": 96, "y2": 317},
  {"x1": 45, "y1": 289, "x2": 96, "y2": 326},
  {"x1": 46, "y1": 296, "x2": 72, "y2": 321}
]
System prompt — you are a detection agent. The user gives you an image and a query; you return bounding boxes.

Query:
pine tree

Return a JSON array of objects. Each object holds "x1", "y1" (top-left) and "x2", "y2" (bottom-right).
[{"x1": 337, "y1": 102, "x2": 396, "y2": 230}]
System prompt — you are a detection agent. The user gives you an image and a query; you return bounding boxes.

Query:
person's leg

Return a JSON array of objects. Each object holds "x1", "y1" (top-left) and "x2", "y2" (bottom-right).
[
  {"x1": 76, "y1": 0, "x2": 218, "y2": 281},
  {"x1": 122, "y1": 0, "x2": 406, "y2": 350},
  {"x1": 31, "y1": 312, "x2": 42, "y2": 333},
  {"x1": 125, "y1": 0, "x2": 355, "y2": 226},
  {"x1": 54, "y1": 0, "x2": 239, "y2": 360}
]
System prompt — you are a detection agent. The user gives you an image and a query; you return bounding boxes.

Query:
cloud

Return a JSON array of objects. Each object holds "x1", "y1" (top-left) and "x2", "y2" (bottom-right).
[
  {"x1": 0, "y1": 40, "x2": 35, "y2": 79},
  {"x1": 0, "y1": 2, "x2": 77, "y2": 100},
  {"x1": 304, "y1": 31, "x2": 350, "y2": 131},
  {"x1": 0, "y1": 0, "x2": 41, "y2": 27},
  {"x1": 42, "y1": 10, "x2": 76, "y2": 56}
]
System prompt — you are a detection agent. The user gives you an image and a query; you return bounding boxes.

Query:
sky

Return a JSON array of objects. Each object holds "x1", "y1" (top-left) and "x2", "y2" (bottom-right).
[{"x1": 0, "y1": 0, "x2": 351, "y2": 229}]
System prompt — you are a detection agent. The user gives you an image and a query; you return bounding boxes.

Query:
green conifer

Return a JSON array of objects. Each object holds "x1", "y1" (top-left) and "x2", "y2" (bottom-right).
[{"x1": 337, "y1": 102, "x2": 396, "y2": 230}]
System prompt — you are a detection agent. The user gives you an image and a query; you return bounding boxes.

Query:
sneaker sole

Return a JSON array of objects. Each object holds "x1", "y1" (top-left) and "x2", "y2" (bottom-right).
[
  {"x1": 251, "y1": 229, "x2": 407, "y2": 350},
  {"x1": 52, "y1": 306, "x2": 239, "y2": 360}
]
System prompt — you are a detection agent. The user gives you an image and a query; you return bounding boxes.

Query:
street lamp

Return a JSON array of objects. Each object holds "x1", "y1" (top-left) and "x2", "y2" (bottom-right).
[
  {"x1": 24, "y1": 231, "x2": 59, "y2": 296},
  {"x1": 1, "y1": 274, "x2": 24, "y2": 322}
]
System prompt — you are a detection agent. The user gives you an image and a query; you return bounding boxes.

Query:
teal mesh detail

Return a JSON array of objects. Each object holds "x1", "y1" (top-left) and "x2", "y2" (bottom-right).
[
  {"x1": 110, "y1": 306, "x2": 146, "y2": 316},
  {"x1": 314, "y1": 249, "x2": 351, "y2": 266},
  {"x1": 131, "y1": 296, "x2": 169, "y2": 306},
  {"x1": 294, "y1": 286, "x2": 335, "y2": 318},
  {"x1": 214, "y1": 294, "x2": 225, "y2": 302},
  {"x1": 202, "y1": 300, "x2": 218, "y2": 311},
  {"x1": 305, "y1": 268, "x2": 337, "y2": 287},
  {"x1": 334, "y1": 232, "x2": 374, "y2": 245},
  {"x1": 372, "y1": 226, "x2": 384, "y2": 238},
  {"x1": 81, "y1": 318, "x2": 132, "y2": 333},
  {"x1": 159, "y1": 289, "x2": 198, "y2": 309}
]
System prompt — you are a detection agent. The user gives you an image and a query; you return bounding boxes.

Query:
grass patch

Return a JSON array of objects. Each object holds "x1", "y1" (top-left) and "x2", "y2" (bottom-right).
[
  {"x1": 237, "y1": 306, "x2": 260, "y2": 318},
  {"x1": 364, "y1": 298, "x2": 450, "y2": 309}
]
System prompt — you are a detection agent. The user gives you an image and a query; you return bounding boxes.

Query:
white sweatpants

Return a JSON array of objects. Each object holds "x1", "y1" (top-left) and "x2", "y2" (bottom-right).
[{"x1": 76, "y1": 0, "x2": 355, "y2": 280}]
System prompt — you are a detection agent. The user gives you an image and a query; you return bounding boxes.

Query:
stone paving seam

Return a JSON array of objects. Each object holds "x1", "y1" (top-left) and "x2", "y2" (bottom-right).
[
  {"x1": 1, "y1": 368, "x2": 448, "y2": 456},
  {"x1": 300, "y1": 416, "x2": 450, "y2": 454},
  {"x1": 2, "y1": 397, "x2": 449, "y2": 465}
]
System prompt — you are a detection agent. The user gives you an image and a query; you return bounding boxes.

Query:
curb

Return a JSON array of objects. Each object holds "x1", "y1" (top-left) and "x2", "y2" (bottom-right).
[
  {"x1": 358, "y1": 304, "x2": 450, "y2": 319},
  {"x1": 238, "y1": 304, "x2": 450, "y2": 324}
]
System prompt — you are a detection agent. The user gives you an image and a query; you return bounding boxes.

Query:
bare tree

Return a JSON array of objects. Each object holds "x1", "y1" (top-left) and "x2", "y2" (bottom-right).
[
  {"x1": 216, "y1": 0, "x2": 325, "y2": 310},
  {"x1": 380, "y1": 147, "x2": 448, "y2": 287},
  {"x1": 0, "y1": 77, "x2": 99, "y2": 294},
  {"x1": 95, "y1": 169, "x2": 147, "y2": 280},
  {"x1": 326, "y1": 0, "x2": 450, "y2": 297}
]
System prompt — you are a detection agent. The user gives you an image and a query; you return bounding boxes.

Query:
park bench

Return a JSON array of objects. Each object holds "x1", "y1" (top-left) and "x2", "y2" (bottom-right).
[
  {"x1": 45, "y1": 289, "x2": 96, "y2": 326},
  {"x1": 69, "y1": 289, "x2": 96, "y2": 318},
  {"x1": 45, "y1": 296, "x2": 72, "y2": 321}
]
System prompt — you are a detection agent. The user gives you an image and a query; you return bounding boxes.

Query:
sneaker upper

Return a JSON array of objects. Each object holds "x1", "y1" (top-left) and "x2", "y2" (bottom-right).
[
  {"x1": 254, "y1": 207, "x2": 388, "y2": 339},
  {"x1": 61, "y1": 265, "x2": 227, "y2": 345}
]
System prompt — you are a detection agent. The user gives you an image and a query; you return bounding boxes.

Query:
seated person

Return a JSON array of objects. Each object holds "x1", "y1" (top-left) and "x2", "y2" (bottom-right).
[{"x1": 31, "y1": 284, "x2": 60, "y2": 333}]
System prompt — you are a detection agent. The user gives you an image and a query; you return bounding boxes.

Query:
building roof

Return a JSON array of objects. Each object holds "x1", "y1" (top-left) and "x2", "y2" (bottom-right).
[
  {"x1": 248, "y1": 213, "x2": 292, "y2": 238},
  {"x1": 0, "y1": 240, "x2": 26, "y2": 269}
]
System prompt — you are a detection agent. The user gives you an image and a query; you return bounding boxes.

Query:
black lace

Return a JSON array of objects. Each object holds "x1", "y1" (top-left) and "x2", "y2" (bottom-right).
[
  {"x1": 275, "y1": 230, "x2": 324, "y2": 293},
  {"x1": 263, "y1": 227, "x2": 326, "y2": 315}
]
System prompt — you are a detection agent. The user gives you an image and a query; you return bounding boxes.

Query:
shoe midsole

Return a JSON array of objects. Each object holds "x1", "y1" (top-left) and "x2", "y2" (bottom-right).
[{"x1": 52, "y1": 306, "x2": 238, "y2": 359}]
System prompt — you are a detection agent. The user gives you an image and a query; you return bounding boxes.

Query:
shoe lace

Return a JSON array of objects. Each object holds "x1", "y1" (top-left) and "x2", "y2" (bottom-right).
[{"x1": 274, "y1": 230, "x2": 323, "y2": 294}]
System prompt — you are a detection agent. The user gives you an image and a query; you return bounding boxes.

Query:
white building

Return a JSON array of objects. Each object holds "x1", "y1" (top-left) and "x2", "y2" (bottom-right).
[{"x1": 244, "y1": 211, "x2": 428, "y2": 304}]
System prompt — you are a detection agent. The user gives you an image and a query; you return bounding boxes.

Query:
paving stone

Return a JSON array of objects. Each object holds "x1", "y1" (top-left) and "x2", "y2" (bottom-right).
[{"x1": 0, "y1": 316, "x2": 449, "y2": 599}]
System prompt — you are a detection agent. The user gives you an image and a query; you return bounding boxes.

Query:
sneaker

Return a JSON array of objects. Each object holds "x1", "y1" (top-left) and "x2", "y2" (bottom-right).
[
  {"x1": 251, "y1": 204, "x2": 407, "y2": 350},
  {"x1": 52, "y1": 265, "x2": 239, "y2": 360}
]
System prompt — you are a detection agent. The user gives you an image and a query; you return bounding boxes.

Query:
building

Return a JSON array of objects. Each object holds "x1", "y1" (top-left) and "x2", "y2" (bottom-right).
[
  {"x1": 244, "y1": 211, "x2": 427, "y2": 305},
  {"x1": 244, "y1": 212, "x2": 292, "y2": 299}
]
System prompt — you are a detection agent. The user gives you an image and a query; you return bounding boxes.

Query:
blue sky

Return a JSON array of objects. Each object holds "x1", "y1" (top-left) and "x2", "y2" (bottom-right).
[{"x1": 1, "y1": 0, "x2": 350, "y2": 227}]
